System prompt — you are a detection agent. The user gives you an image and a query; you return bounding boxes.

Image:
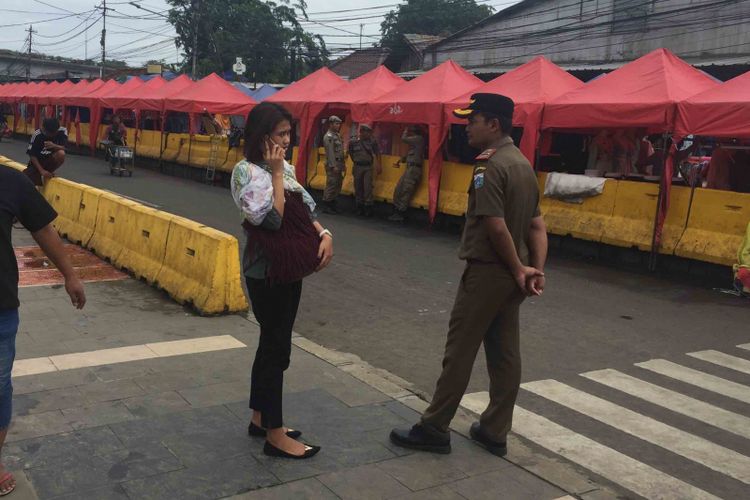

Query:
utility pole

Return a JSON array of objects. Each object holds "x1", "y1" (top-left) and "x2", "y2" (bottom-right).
[
  {"x1": 359, "y1": 24, "x2": 364, "y2": 50},
  {"x1": 26, "y1": 25, "x2": 36, "y2": 82},
  {"x1": 191, "y1": 0, "x2": 199, "y2": 78},
  {"x1": 96, "y1": 0, "x2": 112, "y2": 78}
]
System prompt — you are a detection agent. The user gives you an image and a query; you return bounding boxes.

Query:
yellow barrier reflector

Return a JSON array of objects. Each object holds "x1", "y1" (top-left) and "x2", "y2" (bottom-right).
[
  {"x1": 156, "y1": 216, "x2": 248, "y2": 314},
  {"x1": 87, "y1": 191, "x2": 138, "y2": 263},
  {"x1": 676, "y1": 189, "x2": 750, "y2": 266},
  {"x1": 115, "y1": 204, "x2": 174, "y2": 284},
  {"x1": 540, "y1": 173, "x2": 617, "y2": 243},
  {"x1": 438, "y1": 161, "x2": 473, "y2": 216}
]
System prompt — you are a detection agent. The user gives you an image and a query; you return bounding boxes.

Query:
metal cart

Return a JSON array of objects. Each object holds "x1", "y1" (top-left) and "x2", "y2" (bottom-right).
[{"x1": 109, "y1": 146, "x2": 134, "y2": 177}]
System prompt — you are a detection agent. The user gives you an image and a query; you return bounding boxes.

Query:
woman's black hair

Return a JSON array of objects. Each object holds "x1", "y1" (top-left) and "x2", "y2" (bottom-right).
[{"x1": 243, "y1": 102, "x2": 293, "y2": 164}]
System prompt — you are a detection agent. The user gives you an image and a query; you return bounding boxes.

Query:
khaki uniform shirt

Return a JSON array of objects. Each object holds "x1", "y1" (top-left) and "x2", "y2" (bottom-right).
[
  {"x1": 458, "y1": 136, "x2": 540, "y2": 268},
  {"x1": 402, "y1": 132, "x2": 424, "y2": 165},
  {"x1": 348, "y1": 137, "x2": 380, "y2": 165},
  {"x1": 324, "y1": 130, "x2": 344, "y2": 169}
]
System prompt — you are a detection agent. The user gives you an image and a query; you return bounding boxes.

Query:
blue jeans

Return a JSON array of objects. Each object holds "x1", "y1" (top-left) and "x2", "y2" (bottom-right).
[{"x1": 0, "y1": 309, "x2": 19, "y2": 430}]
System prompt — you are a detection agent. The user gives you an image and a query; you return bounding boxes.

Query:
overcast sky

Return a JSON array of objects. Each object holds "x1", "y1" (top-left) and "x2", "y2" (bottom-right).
[{"x1": 0, "y1": 0, "x2": 418, "y2": 66}]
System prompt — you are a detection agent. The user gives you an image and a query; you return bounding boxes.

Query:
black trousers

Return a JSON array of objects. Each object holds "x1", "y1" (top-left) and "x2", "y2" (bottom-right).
[{"x1": 246, "y1": 278, "x2": 302, "y2": 429}]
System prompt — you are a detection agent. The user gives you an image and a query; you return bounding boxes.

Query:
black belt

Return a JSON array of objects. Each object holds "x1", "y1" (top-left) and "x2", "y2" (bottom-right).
[{"x1": 354, "y1": 161, "x2": 372, "y2": 166}]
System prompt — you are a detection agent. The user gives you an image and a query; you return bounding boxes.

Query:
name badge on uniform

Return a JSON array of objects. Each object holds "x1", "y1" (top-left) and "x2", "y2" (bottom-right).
[{"x1": 474, "y1": 172, "x2": 485, "y2": 188}]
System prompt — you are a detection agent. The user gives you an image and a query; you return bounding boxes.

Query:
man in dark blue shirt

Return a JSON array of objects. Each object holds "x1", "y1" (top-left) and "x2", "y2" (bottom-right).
[{"x1": 0, "y1": 166, "x2": 85, "y2": 495}]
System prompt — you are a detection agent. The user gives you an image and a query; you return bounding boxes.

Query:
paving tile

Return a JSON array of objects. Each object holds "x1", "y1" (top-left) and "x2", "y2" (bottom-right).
[
  {"x1": 377, "y1": 453, "x2": 468, "y2": 491},
  {"x1": 120, "y1": 454, "x2": 278, "y2": 500},
  {"x1": 437, "y1": 435, "x2": 513, "y2": 477},
  {"x1": 11, "y1": 356, "x2": 57, "y2": 377},
  {"x1": 3, "y1": 427, "x2": 124, "y2": 471},
  {"x1": 51, "y1": 483, "x2": 130, "y2": 500},
  {"x1": 159, "y1": 427, "x2": 256, "y2": 468},
  {"x1": 394, "y1": 485, "x2": 465, "y2": 499},
  {"x1": 177, "y1": 380, "x2": 249, "y2": 407},
  {"x1": 89, "y1": 361, "x2": 156, "y2": 382},
  {"x1": 61, "y1": 401, "x2": 137, "y2": 430},
  {"x1": 6, "y1": 411, "x2": 74, "y2": 443},
  {"x1": 12, "y1": 368, "x2": 99, "y2": 396},
  {"x1": 25, "y1": 444, "x2": 183, "y2": 498},
  {"x1": 123, "y1": 391, "x2": 192, "y2": 418},
  {"x1": 318, "y1": 464, "x2": 411, "y2": 499},
  {"x1": 229, "y1": 478, "x2": 338, "y2": 500},
  {"x1": 448, "y1": 468, "x2": 565, "y2": 500},
  {"x1": 12, "y1": 386, "x2": 87, "y2": 416},
  {"x1": 77, "y1": 379, "x2": 145, "y2": 404}
]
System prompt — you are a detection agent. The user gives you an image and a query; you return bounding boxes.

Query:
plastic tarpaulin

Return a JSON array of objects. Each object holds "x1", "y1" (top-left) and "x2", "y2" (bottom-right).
[
  {"x1": 353, "y1": 60, "x2": 482, "y2": 221},
  {"x1": 543, "y1": 49, "x2": 718, "y2": 131},
  {"x1": 99, "y1": 75, "x2": 166, "y2": 111},
  {"x1": 128, "y1": 74, "x2": 193, "y2": 112},
  {"x1": 675, "y1": 70, "x2": 750, "y2": 138},
  {"x1": 87, "y1": 77, "x2": 146, "y2": 150},
  {"x1": 162, "y1": 73, "x2": 255, "y2": 116},
  {"x1": 266, "y1": 67, "x2": 348, "y2": 181},
  {"x1": 446, "y1": 56, "x2": 583, "y2": 167}
]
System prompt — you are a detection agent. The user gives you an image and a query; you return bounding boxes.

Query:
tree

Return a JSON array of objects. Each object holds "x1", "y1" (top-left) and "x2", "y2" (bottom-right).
[
  {"x1": 380, "y1": 0, "x2": 493, "y2": 71},
  {"x1": 166, "y1": 0, "x2": 328, "y2": 83}
]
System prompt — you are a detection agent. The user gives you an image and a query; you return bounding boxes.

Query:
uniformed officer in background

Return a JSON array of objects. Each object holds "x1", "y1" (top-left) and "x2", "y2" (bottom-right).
[
  {"x1": 390, "y1": 93, "x2": 548, "y2": 457},
  {"x1": 322, "y1": 115, "x2": 345, "y2": 214},
  {"x1": 347, "y1": 124, "x2": 381, "y2": 216},
  {"x1": 388, "y1": 125, "x2": 425, "y2": 222}
]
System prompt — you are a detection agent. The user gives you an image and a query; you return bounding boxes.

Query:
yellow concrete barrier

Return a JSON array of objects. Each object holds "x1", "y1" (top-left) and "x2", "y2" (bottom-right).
[
  {"x1": 156, "y1": 216, "x2": 247, "y2": 314},
  {"x1": 162, "y1": 133, "x2": 186, "y2": 162},
  {"x1": 71, "y1": 186, "x2": 104, "y2": 246},
  {"x1": 136, "y1": 129, "x2": 162, "y2": 159},
  {"x1": 41, "y1": 178, "x2": 85, "y2": 242},
  {"x1": 0, "y1": 155, "x2": 25, "y2": 171},
  {"x1": 539, "y1": 172, "x2": 617, "y2": 243},
  {"x1": 116, "y1": 204, "x2": 173, "y2": 284},
  {"x1": 601, "y1": 180, "x2": 690, "y2": 253},
  {"x1": 373, "y1": 154, "x2": 429, "y2": 209},
  {"x1": 675, "y1": 189, "x2": 750, "y2": 266},
  {"x1": 86, "y1": 191, "x2": 138, "y2": 263},
  {"x1": 438, "y1": 161, "x2": 472, "y2": 216}
]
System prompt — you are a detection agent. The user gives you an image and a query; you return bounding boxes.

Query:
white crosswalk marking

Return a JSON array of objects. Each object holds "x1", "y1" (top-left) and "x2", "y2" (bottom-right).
[
  {"x1": 635, "y1": 359, "x2": 750, "y2": 404},
  {"x1": 687, "y1": 350, "x2": 750, "y2": 376},
  {"x1": 582, "y1": 369, "x2": 750, "y2": 440},
  {"x1": 462, "y1": 393, "x2": 721, "y2": 500},
  {"x1": 522, "y1": 380, "x2": 750, "y2": 484}
]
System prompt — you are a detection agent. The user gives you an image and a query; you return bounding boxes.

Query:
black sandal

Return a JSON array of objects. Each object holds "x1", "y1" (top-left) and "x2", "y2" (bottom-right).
[
  {"x1": 263, "y1": 441, "x2": 320, "y2": 459},
  {"x1": 248, "y1": 422, "x2": 302, "y2": 439}
]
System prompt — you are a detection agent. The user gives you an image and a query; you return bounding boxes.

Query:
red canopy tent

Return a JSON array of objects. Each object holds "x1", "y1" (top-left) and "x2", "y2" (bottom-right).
[
  {"x1": 60, "y1": 79, "x2": 119, "y2": 147},
  {"x1": 88, "y1": 77, "x2": 145, "y2": 149},
  {"x1": 129, "y1": 74, "x2": 193, "y2": 112},
  {"x1": 354, "y1": 60, "x2": 482, "y2": 220},
  {"x1": 59, "y1": 79, "x2": 108, "y2": 107},
  {"x1": 542, "y1": 48, "x2": 719, "y2": 252},
  {"x1": 14, "y1": 82, "x2": 48, "y2": 130},
  {"x1": 675, "y1": 70, "x2": 750, "y2": 138},
  {"x1": 543, "y1": 49, "x2": 718, "y2": 131},
  {"x1": 446, "y1": 56, "x2": 583, "y2": 166},
  {"x1": 98, "y1": 76, "x2": 166, "y2": 111},
  {"x1": 266, "y1": 67, "x2": 348, "y2": 181},
  {"x1": 162, "y1": 73, "x2": 255, "y2": 120},
  {"x1": 36, "y1": 80, "x2": 76, "y2": 107}
]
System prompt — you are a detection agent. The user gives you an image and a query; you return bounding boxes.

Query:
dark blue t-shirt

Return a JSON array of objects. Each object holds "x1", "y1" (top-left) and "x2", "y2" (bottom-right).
[{"x1": 0, "y1": 167, "x2": 57, "y2": 309}]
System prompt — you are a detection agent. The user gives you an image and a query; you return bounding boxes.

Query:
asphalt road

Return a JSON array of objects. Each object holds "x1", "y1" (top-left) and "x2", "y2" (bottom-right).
[{"x1": 5, "y1": 138, "x2": 750, "y2": 498}]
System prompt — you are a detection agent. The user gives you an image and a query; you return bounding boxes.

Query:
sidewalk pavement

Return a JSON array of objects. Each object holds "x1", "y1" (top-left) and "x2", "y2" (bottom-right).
[{"x1": 7, "y1": 229, "x2": 570, "y2": 500}]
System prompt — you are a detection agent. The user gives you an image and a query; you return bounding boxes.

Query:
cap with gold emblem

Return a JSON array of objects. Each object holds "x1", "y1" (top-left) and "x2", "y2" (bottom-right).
[
  {"x1": 328, "y1": 115, "x2": 342, "y2": 123},
  {"x1": 453, "y1": 93, "x2": 514, "y2": 120}
]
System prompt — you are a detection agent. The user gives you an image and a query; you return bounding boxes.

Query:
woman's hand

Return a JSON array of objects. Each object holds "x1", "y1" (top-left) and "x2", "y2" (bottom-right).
[
  {"x1": 316, "y1": 234, "x2": 334, "y2": 271},
  {"x1": 264, "y1": 138, "x2": 285, "y2": 175}
]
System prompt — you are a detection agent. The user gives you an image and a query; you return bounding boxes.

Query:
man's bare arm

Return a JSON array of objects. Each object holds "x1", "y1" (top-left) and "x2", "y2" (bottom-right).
[
  {"x1": 31, "y1": 225, "x2": 86, "y2": 309},
  {"x1": 528, "y1": 216, "x2": 548, "y2": 271}
]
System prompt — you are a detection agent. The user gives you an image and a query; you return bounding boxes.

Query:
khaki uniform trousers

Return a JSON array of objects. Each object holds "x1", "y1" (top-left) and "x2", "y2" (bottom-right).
[
  {"x1": 324, "y1": 164, "x2": 344, "y2": 202},
  {"x1": 421, "y1": 262, "x2": 525, "y2": 441},
  {"x1": 353, "y1": 163, "x2": 374, "y2": 206},
  {"x1": 392, "y1": 163, "x2": 422, "y2": 211}
]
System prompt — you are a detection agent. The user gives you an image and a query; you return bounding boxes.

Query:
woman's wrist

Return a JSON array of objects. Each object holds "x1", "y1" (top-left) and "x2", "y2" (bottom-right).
[{"x1": 319, "y1": 229, "x2": 333, "y2": 240}]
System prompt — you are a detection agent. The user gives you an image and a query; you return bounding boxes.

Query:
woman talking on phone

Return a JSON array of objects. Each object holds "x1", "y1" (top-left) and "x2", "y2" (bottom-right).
[{"x1": 231, "y1": 102, "x2": 334, "y2": 459}]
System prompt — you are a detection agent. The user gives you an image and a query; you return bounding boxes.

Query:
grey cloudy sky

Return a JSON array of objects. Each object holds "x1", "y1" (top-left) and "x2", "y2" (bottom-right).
[{"x1": 0, "y1": 1, "x2": 512, "y2": 66}]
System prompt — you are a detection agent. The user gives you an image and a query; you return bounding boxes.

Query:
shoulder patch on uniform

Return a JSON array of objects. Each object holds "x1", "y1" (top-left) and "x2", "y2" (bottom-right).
[
  {"x1": 475, "y1": 148, "x2": 496, "y2": 161},
  {"x1": 473, "y1": 172, "x2": 485, "y2": 189}
]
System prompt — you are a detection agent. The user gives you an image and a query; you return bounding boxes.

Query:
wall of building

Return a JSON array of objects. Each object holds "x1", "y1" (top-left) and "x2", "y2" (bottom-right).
[
  {"x1": 0, "y1": 56, "x2": 101, "y2": 81},
  {"x1": 424, "y1": 0, "x2": 750, "y2": 71}
]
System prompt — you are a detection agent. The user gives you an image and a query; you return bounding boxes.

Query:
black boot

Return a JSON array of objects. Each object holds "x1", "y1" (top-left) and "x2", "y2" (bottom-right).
[
  {"x1": 470, "y1": 422, "x2": 507, "y2": 457},
  {"x1": 390, "y1": 423, "x2": 451, "y2": 454},
  {"x1": 364, "y1": 205, "x2": 374, "y2": 217},
  {"x1": 355, "y1": 203, "x2": 365, "y2": 216},
  {"x1": 388, "y1": 209, "x2": 406, "y2": 222},
  {"x1": 322, "y1": 200, "x2": 338, "y2": 215}
]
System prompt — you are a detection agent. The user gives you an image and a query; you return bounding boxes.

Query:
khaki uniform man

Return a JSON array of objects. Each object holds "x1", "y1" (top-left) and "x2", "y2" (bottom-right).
[
  {"x1": 390, "y1": 94, "x2": 548, "y2": 457},
  {"x1": 347, "y1": 124, "x2": 381, "y2": 216},
  {"x1": 389, "y1": 126, "x2": 425, "y2": 222},
  {"x1": 322, "y1": 115, "x2": 345, "y2": 214}
]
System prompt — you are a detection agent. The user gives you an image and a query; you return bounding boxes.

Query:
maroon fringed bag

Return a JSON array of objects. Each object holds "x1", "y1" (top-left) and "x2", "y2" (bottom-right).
[{"x1": 242, "y1": 191, "x2": 321, "y2": 285}]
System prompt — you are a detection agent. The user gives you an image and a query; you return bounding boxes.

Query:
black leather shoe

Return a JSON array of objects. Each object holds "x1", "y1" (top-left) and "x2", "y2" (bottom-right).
[
  {"x1": 470, "y1": 422, "x2": 507, "y2": 457},
  {"x1": 390, "y1": 423, "x2": 451, "y2": 454},
  {"x1": 263, "y1": 441, "x2": 321, "y2": 459},
  {"x1": 248, "y1": 422, "x2": 302, "y2": 439}
]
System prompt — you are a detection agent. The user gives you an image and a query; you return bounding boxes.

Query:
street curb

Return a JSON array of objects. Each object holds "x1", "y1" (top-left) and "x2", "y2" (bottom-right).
[{"x1": 283, "y1": 325, "x2": 624, "y2": 500}]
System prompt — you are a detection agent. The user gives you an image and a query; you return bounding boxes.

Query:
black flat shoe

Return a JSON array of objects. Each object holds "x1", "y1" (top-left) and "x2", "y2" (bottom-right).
[
  {"x1": 263, "y1": 441, "x2": 321, "y2": 459},
  {"x1": 470, "y1": 422, "x2": 507, "y2": 457},
  {"x1": 248, "y1": 422, "x2": 302, "y2": 439},
  {"x1": 390, "y1": 423, "x2": 451, "y2": 454}
]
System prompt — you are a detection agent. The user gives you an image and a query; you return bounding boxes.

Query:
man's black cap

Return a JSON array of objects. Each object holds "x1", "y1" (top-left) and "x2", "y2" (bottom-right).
[{"x1": 453, "y1": 93, "x2": 514, "y2": 120}]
